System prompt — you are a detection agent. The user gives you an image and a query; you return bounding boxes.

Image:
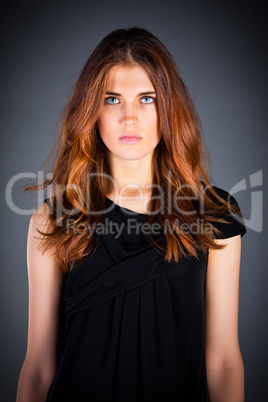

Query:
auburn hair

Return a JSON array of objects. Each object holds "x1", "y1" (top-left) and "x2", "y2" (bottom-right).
[{"x1": 23, "y1": 26, "x2": 244, "y2": 273}]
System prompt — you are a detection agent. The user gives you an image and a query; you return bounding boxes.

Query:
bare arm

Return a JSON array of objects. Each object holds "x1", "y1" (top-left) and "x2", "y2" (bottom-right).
[
  {"x1": 16, "y1": 203, "x2": 66, "y2": 402},
  {"x1": 205, "y1": 234, "x2": 245, "y2": 402}
]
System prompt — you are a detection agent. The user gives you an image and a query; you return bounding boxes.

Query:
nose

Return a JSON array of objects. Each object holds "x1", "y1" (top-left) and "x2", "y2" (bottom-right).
[{"x1": 120, "y1": 103, "x2": 138, "y2": 127}]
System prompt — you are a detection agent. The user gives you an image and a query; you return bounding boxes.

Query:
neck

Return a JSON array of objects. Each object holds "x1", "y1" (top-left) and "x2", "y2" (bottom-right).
[{"x1": 107, "y1": 153, "x2": 154, "y2": 199}]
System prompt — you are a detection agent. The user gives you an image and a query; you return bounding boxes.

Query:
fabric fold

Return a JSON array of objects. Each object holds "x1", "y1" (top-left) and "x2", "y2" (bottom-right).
[{"x1": 64, "y1": 243, "x2": 172, "y2": 324}]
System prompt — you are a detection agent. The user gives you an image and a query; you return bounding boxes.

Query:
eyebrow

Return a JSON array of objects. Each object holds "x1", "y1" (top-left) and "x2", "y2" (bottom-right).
[{"x1": 105, "y1": 91, "x2": 156, "y2": 96}]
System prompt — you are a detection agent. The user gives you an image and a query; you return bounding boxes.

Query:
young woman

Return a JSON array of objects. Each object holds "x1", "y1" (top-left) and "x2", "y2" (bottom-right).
[{"x1": 16, "y1": 27, "x2": 247, "y2": 402}]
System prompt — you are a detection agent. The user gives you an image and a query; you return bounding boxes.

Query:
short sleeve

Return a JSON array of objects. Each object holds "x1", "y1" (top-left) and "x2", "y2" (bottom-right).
[{"x1": 208, "y1": 185, "x2": 247, "y2": 239}]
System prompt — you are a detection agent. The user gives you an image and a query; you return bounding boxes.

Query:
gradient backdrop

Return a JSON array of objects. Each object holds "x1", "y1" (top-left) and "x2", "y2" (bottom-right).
[{"x1": 1, "y1": 1, "x2": 267, "y2": 401}]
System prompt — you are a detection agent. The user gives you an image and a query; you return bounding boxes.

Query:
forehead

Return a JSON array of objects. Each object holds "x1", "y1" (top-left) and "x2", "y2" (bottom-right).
[{"x1": 106, "y1": 65, "x2": 154, "y2": 91}]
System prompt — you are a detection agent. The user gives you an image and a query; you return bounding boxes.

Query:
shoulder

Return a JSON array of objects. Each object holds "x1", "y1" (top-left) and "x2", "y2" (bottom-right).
[
  {"x1": 43, "y1": 195, "x2": 56, "y2": 212},
  {"x1": 201, "y1": 183, "x2": 247, "y2": 240},
  {"x1": 29, "y1": 200, "x2": 54, "y2": 238},
  {"x1": 202, "y1": 182, "x2": 237, "y2": 205},
  {"x1": 30, "y1": 202, "x2": 51, "y2": 229},
  {"x1": 30, "y1": 196, "x2": 57, "y2": 225}
]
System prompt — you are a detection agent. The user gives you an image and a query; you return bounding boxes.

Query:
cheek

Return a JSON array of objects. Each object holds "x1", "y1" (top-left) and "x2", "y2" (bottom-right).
[
  {"x1": 97, "y1": 112, "x2": 116, "y2": 133},
  {"x1": 97, "y1": 116, "x2": 116, "y2": 149},
  {"x1": 96, "y1": 114, "x2": 105, "y2": 132},
  {"x1": 97, "y1": 116, "x2": 109, "y2": 141},
  {"x1": 146, "y1": 108, "x2": 158, "y2": 126},
  {"x1": 147, "y1": 112, "x2": 160, "y2": 138}
]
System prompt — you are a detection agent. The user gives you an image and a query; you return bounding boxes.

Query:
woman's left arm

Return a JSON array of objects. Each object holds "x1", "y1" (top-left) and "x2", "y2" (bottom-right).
[{"x1": 205, "y1": 234, "x2": 245, "y2": 402}]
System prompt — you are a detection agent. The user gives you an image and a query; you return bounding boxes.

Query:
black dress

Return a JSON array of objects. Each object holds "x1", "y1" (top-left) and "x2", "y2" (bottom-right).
[{"x1": 45, "y1": 185, "x2": 247, "y2": 402}]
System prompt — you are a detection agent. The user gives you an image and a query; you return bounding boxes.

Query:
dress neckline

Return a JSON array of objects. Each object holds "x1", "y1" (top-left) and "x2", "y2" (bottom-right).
[{"x1": 105, "y1": 196, "x2": 149, "y2": 219}]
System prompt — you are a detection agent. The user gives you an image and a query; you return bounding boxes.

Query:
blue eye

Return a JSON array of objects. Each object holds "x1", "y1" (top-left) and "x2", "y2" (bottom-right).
[
  {"x1": 105, "y1": 97, "x2": 119, "y2": 104},
  {"x1": 141, "y1": 96, "x2": 155, "y2": 104}
]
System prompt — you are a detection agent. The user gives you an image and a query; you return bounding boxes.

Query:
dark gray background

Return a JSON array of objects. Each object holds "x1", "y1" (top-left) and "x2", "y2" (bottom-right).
[{"x1": 1, "y1": 1, "x2": 267, "y2": 401}]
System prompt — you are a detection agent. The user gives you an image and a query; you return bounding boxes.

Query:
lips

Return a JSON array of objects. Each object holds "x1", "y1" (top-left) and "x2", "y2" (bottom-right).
[
  {"x1": 119, "y1": 133, "x2": 142, "y2": 139},
  {"x1": 119, "y1": 134, "x2": 143, "y2": 145}
]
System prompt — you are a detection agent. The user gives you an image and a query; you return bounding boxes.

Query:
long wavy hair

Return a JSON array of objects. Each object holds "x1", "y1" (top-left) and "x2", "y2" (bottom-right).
[{"x1": 23, "y1": 26, "x2": 244, "y2": 272}]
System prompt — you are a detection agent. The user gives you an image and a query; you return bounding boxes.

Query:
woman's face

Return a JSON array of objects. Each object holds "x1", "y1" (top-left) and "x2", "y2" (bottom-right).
[{"x1": 97, "y1": 65, "x2": 161, "y2": 161}]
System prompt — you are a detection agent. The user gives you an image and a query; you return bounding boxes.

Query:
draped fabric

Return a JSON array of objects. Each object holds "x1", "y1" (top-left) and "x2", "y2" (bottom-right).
[{"x1": 45, "y1": 185, "x2": 247, "y2": 402}]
